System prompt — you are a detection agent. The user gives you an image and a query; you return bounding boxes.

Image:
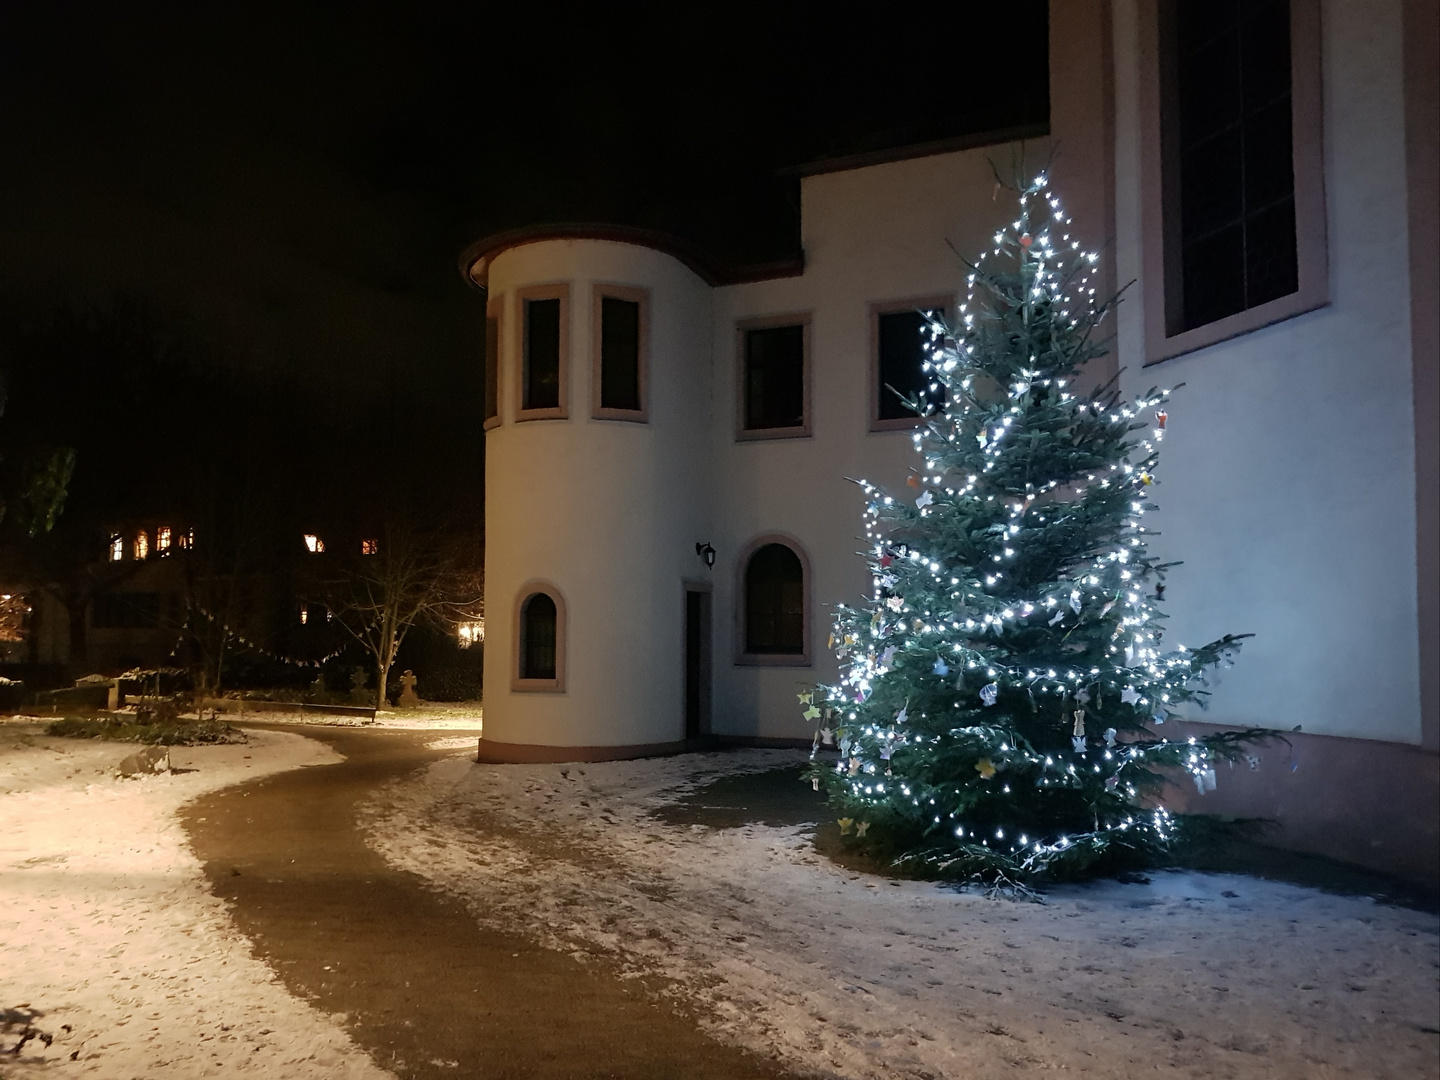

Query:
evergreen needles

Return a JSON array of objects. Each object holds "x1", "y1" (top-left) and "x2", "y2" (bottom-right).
[{"x1": 805, "y1": 173, "x2": 1275, "y2": 886}]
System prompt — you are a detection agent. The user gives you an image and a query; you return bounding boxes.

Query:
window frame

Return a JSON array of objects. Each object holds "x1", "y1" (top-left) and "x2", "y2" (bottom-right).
[
  {"x1": 869, "y1": 295, "x2": 955, "y2": 433},
  {"x1": 735, "y1": 313, "x2": 812, "y2": 441},
  {"x1": 590, "y1": 283, "x2": 650, "y2": 423},
  {"x1": 733, "y1": 533, "x2": 812, "y2": 667},
  {"x1": 515, "y1": 283, "x2": 570, "y2": 422},
  {"x1": 511, "y1": 580, "x2": 567, "y2": 692},
  {"x1": 1141, "y1": 0, "x2": 1328, "y2": 364},
  {"x1": 483, "y1": 291, "x2": 503, "y2": 431}
]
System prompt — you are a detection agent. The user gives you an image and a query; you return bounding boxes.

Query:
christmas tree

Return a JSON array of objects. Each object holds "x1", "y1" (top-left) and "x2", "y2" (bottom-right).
[{"x1": 805, "y1": 173, "x2": 1270, "y2": 887}]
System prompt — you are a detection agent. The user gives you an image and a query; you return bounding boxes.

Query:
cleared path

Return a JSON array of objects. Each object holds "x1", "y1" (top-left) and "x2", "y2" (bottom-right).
[{"x1": 182, "y1": 725, "x2": 798, "y2": 1080}]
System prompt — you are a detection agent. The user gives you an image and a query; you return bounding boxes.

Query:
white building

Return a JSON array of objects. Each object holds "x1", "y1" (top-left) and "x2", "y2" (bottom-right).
[{"x1": 465, "y1": 1, "x2": 1436, "y2": 883}]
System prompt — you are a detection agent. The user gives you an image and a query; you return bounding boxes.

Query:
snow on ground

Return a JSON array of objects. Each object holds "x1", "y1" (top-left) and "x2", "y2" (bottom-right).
[
  {"x1": 0, "y1": 721, "x2": 393, "y2": 1080},
  {"x1": 362, "y1": 747, "x2": 1440, "y2": 1080},
  {"x1": 213, "y1": 702, "x2": 482, "y2": 731}
]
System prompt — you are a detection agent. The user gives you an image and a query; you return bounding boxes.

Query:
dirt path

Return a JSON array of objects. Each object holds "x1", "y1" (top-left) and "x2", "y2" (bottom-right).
[{"x1": 182, "y1": 726, "x2": 799, "y2": 1080}]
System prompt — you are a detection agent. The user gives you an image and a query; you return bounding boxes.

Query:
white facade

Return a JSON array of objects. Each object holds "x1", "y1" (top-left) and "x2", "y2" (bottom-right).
[{"x1": 473, "y1": 0, "x2": 1435, "y2": 769}]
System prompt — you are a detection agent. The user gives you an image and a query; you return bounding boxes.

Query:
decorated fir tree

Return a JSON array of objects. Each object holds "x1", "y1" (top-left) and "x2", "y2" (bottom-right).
[{"x1": 805, "y1": 173, "x2": 1270, "y2": 887}]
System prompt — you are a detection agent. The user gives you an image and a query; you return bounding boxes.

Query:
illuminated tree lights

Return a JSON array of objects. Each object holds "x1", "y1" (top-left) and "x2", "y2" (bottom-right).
[{"x1": 804, "y1": 175, "x2": 1273, "y2": 886}]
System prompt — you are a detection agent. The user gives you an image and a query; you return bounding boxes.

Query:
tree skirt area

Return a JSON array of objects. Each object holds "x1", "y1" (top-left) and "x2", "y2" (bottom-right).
[
  {"x1": 360, "y1": 747, "x2": 1440, "y2": 1080},
  {"x1": 0, "y1": 722, "x2": 393, "y2": 1079}
]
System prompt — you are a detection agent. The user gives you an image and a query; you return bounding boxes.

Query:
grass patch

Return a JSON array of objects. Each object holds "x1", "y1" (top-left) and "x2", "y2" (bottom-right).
[{"x1": 46, "y1": 715, "x2": 247, "y2": 746}]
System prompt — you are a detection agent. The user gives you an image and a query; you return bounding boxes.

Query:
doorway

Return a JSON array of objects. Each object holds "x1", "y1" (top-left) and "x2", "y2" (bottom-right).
[{"x1": 683, "y1": 585, "x2": 711, "y2": 740}]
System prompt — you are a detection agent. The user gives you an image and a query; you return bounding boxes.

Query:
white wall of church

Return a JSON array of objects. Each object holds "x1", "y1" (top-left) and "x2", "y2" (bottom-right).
[
  {"x1": 482, "y1": 239, "x2": 714, "y2": 748},
  {"x1": 1110, "y1": 0, "x2": 1423, "y2": 743},
  {"x1": 709, "y1": 148, "x2": 1062, "y2": 741}
]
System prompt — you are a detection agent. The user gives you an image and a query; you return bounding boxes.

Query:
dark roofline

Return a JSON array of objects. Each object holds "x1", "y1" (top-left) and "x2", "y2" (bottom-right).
[
  {"x1": 777, "y1": 121, "x2": 1050, "y2": 179},
  {"x1": 457, "y1": 223, "x2": 805, "y2": 291}
]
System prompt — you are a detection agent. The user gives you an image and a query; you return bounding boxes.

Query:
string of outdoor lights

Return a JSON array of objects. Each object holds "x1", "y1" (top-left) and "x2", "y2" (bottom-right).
[{"x1": 809, "y1": 174, "x2": 1253, "y2": 868}]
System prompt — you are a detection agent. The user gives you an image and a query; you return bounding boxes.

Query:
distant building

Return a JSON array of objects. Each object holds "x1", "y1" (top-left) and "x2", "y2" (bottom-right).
[{"x1": 466, "y1": 2, "x2": 1435, "y2": 880}]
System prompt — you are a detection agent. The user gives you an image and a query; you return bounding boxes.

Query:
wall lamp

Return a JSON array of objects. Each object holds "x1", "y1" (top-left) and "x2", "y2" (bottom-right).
[{"x1": 695, "y1": 542, "x2": 716, "y2": 568}]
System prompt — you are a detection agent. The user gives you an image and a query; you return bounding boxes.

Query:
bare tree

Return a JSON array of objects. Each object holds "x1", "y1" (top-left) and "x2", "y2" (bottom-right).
[{"x1": 320, "y1": 519, "x2": 482, "y2": 709}]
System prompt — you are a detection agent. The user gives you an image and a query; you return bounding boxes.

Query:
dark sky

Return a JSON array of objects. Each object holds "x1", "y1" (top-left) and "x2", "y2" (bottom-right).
[{"x1": 0, "y1": 1, "x2": 1048, "y2": 403}]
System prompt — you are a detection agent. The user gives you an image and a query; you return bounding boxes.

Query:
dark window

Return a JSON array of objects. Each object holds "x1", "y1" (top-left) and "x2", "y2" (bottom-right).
[
  {"x1": 1170, "y1": 0, "x2": 1297, "y2": 331},
  {"x1": 523, "y1": 298, "x2": 561, "y2": 411},
  {"x1": 745, "y1": 544, "x2": 804, "y2": 654},
  {"x1": 520, "y1": 593, "x2": 558, "y2": 680},
  {"x1": 877, "y1": 309, "x2": 944, "y2": 421},
  {"x1": 599, "y1": 297, "x2": 641, "y2": 411},
  {"x1": 484, "y1": 310, "x2": 500, "y2": 421},
  {"x1": 91, "y1": 592, "x2": 160, "y2": 630},
  {"x1": 743, "y1": 325, "x2": 805, "y2": 430}
]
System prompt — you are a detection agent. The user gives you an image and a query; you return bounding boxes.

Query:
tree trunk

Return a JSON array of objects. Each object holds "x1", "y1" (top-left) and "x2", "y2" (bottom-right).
[{"x1": 375, "y1": 661, "x2": 388, "y2": 711}]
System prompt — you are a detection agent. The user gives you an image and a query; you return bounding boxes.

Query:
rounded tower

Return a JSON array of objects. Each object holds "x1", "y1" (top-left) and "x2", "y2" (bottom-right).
[{"x1": 470, "y1": 233, "x2": 715, "y2": 759}]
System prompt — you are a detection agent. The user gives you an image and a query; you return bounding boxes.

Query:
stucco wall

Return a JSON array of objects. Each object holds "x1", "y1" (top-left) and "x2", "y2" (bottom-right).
[
  {"x1": 482, "y1": 239, "x2": 713, "y2": 748},
  {"x1": 1111, "y1": 0, "x2": 1423, "y2": 743}
]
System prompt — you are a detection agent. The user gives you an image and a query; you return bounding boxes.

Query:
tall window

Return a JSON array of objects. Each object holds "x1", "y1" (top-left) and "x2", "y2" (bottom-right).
[
  {"x1": 108, "y1": 534, "x2": 124, "y2": 562},
  {"x1": 872, "y1": 299, "x2": 950, "y2": 431},
  {"x1": 738, "y1": 316, "x2": 809, "y2": 438},
  {"x1": 743, "y1": 542, "x2": 805, "y2": 657},
  {"x1": 484, "y1": 294, "x2": 501, "y2": 426},
  {"x1": 517, "y1": 590, "x2": 563, "y2": 688},
  {"x1": 592, "y1": 285, "x2": 648, "y2": 421},
  {"x1": 518, "y1": 284, "x2": 568, "y2": 419},
  {"x1": 1171, "y1": 1, "x2": 1295, "y2": 329},
  {"x1": 133, "y1": 530, "x2": 149, "y2": 560},
  {"x1": 1145, "y1": 0, "x2": 1325, "y2": 360},
  {"x1": 155, "y1": 525, "x2": 172, "y2": 552}
]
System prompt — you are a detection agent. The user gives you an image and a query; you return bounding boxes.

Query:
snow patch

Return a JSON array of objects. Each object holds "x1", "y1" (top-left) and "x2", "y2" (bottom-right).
[{"x1": 361, "y1": 749, "x2": 1440, "y2": 1080}]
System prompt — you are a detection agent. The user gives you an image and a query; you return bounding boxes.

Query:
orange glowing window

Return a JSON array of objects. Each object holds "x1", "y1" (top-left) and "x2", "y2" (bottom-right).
[
  {"x1": 134, "y1": 530, "x2": 149, "y2": 560},
  {"x1": 361, "y1": 538, "x2": 379, "y2": 556},
  {"x1": 303, "y1": 534, "x2": 325, "y2": 553},
  {"x1": 177, "y1": 528, "x2": 194, "y2": 550},
  {"x1": 156, "y1": 525, "x2": 172, "y2": 552},
  {"x1": 298, "y1": 603, "x2": 309, "y2": 625},
  {"x1": 109, "y1": 535, "x2": 124, "y2": 562}
]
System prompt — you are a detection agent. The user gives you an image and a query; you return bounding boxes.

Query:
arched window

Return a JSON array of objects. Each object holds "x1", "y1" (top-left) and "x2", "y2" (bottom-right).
[
  {"x1": 520, "y1": 594, "x2": 557, "y2": 679},
  {"x1": 513, "y1": 583, "x2": 566, "y2": 691},
  {"x1": 740, "y1": 539, "x2": 808, "y2": 663}
]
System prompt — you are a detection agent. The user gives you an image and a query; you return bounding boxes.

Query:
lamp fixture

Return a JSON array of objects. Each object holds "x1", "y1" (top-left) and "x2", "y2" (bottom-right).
[{"x1": 695, "y1": 542, "x2": 716, "y2": 568}]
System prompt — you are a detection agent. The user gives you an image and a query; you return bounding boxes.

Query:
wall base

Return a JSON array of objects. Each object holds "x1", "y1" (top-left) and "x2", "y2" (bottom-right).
[
  {"x1": 1166, "y1": 723, "x2": 1439, "y2": 890},
  {"x1": 474, "y1": 738, "x2": 689, "y2": 764}
]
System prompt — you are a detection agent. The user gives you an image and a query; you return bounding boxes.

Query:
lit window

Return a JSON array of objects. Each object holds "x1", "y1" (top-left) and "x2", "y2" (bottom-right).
[
  {"x1": 177, "y1": 528, "x2": 193, "y2": 550},
  {"x1": 304, "y1": 534, "x2": 325, "y2": 553},
  {"x1": 457, "y1": 620, "x2": 485, "y2": 647},
  {"x1": 109, "y1": 535, "x2": 124, "y2": 562},
  {"x1": 156, "y1": 525, "x2": 172, "y2": 552},
  {"x1": 298, "y1": 603, "x2": 309, "y2": 625},
  {"x1": 134, "y1": 530, "x2": 149, "y2": 560},
  {"x1": 361, "y1": 538, "x2": 379, "y2": 556}
]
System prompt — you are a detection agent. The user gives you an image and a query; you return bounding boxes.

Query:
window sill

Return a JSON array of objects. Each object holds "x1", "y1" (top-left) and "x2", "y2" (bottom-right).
[
  {"x1": 869, "y1": 415, "x2": 927, "y2": 433},
  {"x1": 511, "y1": 678, "x2": 565, "y2": 693},
  {"x1": 736, "y1": 425, "x2": 811, "y2": 442},
  {"x1": 516, "y1": 408, "x2": 568, "y2": 422},
  {"x1": 1144, "y1": 289, "x2": 1329, "y2": 365},
  {"x1": 734, "y1": 652, "x2": 811, "y2": 668},
  {"x1": 483, "y1": 415, "x2": 503, "y2": 431},
  {"x1": 592, "y1": 408, "x2": 648, "y2": 424}
]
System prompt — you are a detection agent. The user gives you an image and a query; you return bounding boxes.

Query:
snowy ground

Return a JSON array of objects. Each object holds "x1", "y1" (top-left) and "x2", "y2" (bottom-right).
[
  {"x1": 362, "y1": 747, "x2": 1440, "y2": 1080},
  {"x1": 0, "y1": 720, "x2": 392, "y2": 1080},
  {"x1": 212, "y1": 702, "x2": 482, "y2": 731}
]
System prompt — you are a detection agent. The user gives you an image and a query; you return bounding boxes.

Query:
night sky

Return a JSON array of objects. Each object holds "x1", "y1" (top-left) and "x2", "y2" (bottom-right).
[{"x1": 1, "y1": 1, "x2": 1047, "y2": 410}]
